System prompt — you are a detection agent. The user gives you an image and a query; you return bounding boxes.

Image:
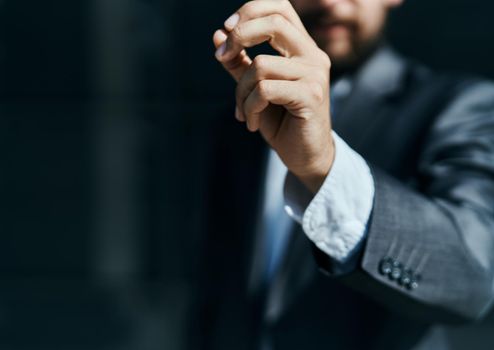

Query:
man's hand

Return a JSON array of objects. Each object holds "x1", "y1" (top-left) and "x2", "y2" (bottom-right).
[{"x1": 213, "y1": 0, "x2": 335, "y2": 193}]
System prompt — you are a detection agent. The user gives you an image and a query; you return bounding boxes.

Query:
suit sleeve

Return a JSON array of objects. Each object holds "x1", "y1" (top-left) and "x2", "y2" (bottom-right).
[{"x1": 314, "y1": 81, "x2": 494, "y2": 323}]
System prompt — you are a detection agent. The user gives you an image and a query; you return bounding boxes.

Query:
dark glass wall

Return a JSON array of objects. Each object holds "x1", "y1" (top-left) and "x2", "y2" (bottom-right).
[{"x1": 0, "y1": 0, "x2": 493, "y2": 349}]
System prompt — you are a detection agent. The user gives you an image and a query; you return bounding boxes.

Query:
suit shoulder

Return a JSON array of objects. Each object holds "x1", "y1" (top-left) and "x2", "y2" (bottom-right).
[
  {"x1": 406, "y1": 58, "x2": 494, "y2": 102},
  {"x1": 401, "y1": 59, "x2": 494, "y2": 119},
  {"x1": 430, "y1": 73, "x2": 494, "y2": 127}
]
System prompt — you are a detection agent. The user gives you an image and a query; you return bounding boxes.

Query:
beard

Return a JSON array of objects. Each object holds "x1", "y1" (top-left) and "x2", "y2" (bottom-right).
[{"x1": 299, "y1": 8, "x2": 385, "y2": 79}]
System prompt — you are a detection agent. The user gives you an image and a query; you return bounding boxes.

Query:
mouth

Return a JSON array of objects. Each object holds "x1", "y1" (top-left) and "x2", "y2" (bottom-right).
[
  {"x1": 311, "y1": 21, "x2": 351, "y2": 36},
  {"x1": 300, "y1": 9, "x2": 356, "y2": 40},
  {"x1": 310, "y1": 20, "x2": 353, "y2": 37}
]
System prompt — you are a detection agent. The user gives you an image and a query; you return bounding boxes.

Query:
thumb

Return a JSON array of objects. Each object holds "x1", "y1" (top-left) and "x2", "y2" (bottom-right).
[{"x1": 213, "y1": 29, "x2": 251, "y2": 83}]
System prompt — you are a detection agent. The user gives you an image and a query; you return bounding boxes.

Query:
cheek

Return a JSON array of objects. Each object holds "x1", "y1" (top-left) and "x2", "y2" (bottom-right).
[{"x1": 355, "y1": 8, "x2": 386, "y2": 41}]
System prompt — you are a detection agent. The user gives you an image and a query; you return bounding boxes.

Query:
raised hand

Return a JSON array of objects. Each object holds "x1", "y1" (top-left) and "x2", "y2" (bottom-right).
[{"x1": 213, "y1": 0, "x2": 335, "y2": 193}]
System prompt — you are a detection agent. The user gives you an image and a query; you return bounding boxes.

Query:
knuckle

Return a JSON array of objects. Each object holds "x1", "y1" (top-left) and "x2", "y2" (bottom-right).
[
  {"x1": 252, "y1": 55, "x2": 269, "y2": 75},
  {"x1": 242, "y1": 1, "x2": 256, "y2": 16},
  {"x1": 279, "y1": 0, "x2": 292, "y2": 12},
  {"x1": 269, "y1": 13, "x2": 286, "y2": 28},
  {"x1": 307, "y1": 81, "x2": 324, "y2": 103},
  {"x1": 319, "y1": 51, "x2": 332, "y2": 69},
  {"x1": 257, "y1": 80, "x2": 270, "y2": 99},
  {"x1": 278, "y1": 1, "x2": 294, "y2": 24}
]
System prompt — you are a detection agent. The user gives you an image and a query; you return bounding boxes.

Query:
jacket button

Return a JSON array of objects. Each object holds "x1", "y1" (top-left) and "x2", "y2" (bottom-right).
[
  {"x1": 389, "y1": 261, "x2": 403, "y2": 281},
  {"x1": 399, "y1": 269, "x2": 413, "y2": 286},
  {"x1": 379, "y1": 257, "x2": 393, "y2": 276},
  {"x1": 407, "y1": 274, "x2": 421, "y2": 290}
]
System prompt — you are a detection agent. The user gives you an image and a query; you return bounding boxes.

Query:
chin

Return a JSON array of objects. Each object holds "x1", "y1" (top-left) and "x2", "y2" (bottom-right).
[
  {"x1": 317, "y1": 36, "x2": 382, "y2": 77},
  {"x1": 322, "y1": 41, "x2": 358, "y2": 71}
]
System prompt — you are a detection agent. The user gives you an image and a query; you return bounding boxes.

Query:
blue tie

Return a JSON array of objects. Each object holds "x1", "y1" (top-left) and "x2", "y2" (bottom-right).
[{"x1": 262, "y1": 152, "x2": 294, "y2": 284}]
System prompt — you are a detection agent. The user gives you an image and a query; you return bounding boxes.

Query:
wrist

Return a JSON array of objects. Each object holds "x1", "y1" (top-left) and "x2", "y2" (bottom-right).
[{"x1": 295, "y1": 137, "x2": 335, "y2": 194}]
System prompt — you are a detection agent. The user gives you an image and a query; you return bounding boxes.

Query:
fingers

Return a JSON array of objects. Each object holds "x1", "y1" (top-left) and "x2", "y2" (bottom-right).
[
  {"x1": 224, "y1": 0, "x2": 311, "y2": 40},
  {"x1": 213, "y1": 29, "x2": 252, "y2": 82},
  {"x1": 235, "y1": 55, "x2": 313, "y2": 121},
  {"x1": 217, "y1": 14, "x2": 314, "y2": 63},
  {"x1": 243, "y1": 80, "x2": 324, "y2": 132},
  {"x1": 212, "y1": 1, "x2": 330, "y2": 132}
]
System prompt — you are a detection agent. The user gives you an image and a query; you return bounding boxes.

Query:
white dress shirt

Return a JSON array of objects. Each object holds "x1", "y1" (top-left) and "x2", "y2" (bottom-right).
[{"x1": 283, "y1": 131, "x2": 375, "y2": 261}]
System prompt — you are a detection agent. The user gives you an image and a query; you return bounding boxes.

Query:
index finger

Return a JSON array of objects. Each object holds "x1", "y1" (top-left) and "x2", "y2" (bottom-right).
[
  {"x1": 224, "y1": 0, "x2": 312, "y2": 41},
  {"x1": 218, "y1": 14, "x2": 315, "y2": 62}
]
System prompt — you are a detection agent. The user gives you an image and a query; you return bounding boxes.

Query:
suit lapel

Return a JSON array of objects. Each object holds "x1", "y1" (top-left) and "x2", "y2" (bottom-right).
[{"x1": 334, "y1": 46, "x2": 408, "y2": 154}]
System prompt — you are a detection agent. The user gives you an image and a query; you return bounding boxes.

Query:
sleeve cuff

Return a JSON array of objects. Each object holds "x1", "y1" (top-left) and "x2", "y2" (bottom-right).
[{"x1": 284, "y1": 131, "x2": 375, "y2": 262}]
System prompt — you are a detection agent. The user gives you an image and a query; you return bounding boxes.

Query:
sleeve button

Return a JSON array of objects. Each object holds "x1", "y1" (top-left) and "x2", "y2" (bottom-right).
[
  {"x1": 379, "y1": 257, "x2": 393, "y2": 276},
  {"x1": 389, "y1": 261, "x2": 403, "y2": 281},
  {"x1": 407, "y1": 274, "x2": 421, "y2": 290},
  {"x1": 398, "y1": 269, "x2": 413, "y2": 286}
]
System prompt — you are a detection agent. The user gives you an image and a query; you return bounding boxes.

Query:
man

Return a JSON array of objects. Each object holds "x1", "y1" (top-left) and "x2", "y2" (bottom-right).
[{"x1": 186, "y1": 0, "x2": 494, "y2": 349}]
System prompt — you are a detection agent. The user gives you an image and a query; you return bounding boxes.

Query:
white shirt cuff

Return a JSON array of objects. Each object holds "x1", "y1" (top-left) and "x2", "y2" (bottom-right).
[{"x1": 284, "y1": 131, "x2": 375, "y2": 262}]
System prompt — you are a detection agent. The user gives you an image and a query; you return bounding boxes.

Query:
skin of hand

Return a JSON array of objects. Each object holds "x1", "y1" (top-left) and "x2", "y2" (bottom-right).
[{"x1": 213, "y1": 0, "x2": 335, "y2": 194}]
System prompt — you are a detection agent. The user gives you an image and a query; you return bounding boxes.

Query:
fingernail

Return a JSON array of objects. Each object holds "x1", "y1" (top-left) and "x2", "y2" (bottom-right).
[
  {"x1": 224, "y1": 13, "x2": 239, "y2": 30},
  {"x1": 216, "y1": 30, "x2": 227, "y2": 41},
  {"x1": 215, "y1": 42, "x2": 226, "y2": 60}
]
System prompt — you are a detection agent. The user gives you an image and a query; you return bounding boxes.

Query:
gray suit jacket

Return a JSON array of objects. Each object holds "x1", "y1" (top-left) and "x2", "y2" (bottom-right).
[{"x1": 187, "y1": 46, "x2": 494, "y2": 350}]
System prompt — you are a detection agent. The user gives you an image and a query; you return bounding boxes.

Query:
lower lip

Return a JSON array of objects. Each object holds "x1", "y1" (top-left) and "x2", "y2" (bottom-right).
[{"x1": 313, "y1": 24, "x2": 350, "y2": 37}]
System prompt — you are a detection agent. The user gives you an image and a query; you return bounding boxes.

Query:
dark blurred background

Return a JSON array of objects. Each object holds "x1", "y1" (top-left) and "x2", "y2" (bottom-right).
[{"x1": 0, "y1": 0, "x2": 493, "y2": 349}]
